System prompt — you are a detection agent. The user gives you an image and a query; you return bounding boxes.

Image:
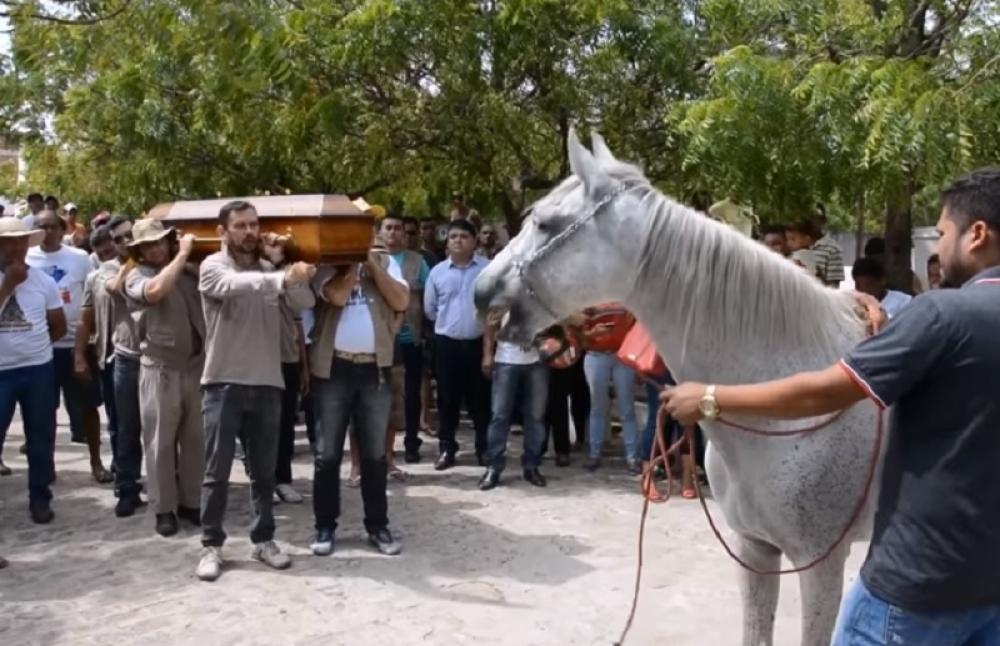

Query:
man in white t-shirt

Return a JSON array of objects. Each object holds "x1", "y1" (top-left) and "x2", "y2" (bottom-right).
[
  {"x1": 852, "y1": 257, "x2": 913, "y2": 318},
  {"x1": 26, "y1": 210, "x2": 111, "y2": 483},
  {"x1": 478, "y1": 315, "x2": 549, "y2": 490},
  {"x1": 0, "y1": 217, "x2": 67, "y2": 524},
  {"x1": 308, "y1": 249, "x2": 409, "y2": 557}
]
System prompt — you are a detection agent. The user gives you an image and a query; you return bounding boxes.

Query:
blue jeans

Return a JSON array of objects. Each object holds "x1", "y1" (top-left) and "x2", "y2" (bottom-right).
[
  {"x1": 312, "y1": 359, "x2": 391, "y2": 533},
  {"x1": 484, "y1": 362, "x2": 549, "y2": 471},
  {"x1": 99, "y1": 359, "x2": 118, "y2": 466},
  {"x1": 833, "y1": 579, "x2": 1000, "y2": 646},
  {"x1": 584, "y1": 352, "x2": 639, "y2": 461},
  {"x1": 112, "y1": 354, "x2": 143, "y2": 499},
  {"x1": 0, "y1": 362, "x2": 57, "y2": 503}
]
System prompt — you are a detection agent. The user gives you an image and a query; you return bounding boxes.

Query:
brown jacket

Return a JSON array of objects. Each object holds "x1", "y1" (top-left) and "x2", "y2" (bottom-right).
[{"x1": 309, "y1": 253, "x2": 399, "y2": 377}]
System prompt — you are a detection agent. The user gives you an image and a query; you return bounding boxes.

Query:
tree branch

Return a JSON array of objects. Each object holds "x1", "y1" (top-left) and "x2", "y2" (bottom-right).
[{"x1": 0, "y1": 0, "x2": 134, "y2": 26}]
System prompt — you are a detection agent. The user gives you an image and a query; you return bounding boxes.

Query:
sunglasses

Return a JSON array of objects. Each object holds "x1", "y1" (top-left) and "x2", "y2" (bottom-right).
[{"x1": 113, "y1": 233, "x2": 133, "y2": 244}]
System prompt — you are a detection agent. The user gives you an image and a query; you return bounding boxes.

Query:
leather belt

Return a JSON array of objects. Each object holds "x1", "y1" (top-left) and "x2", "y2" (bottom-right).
[{"x1": 334, "y1": 350, "x2": 377, "y2": 364}]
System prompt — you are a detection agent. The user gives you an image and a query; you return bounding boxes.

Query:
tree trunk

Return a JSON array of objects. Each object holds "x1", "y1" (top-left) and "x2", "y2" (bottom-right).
[
  {"x1": 854, "y1": 196, "x2": 866, "y2": 260},
  {"x1": 884, "y1": 178, "x2": 914, "y2": 293}
]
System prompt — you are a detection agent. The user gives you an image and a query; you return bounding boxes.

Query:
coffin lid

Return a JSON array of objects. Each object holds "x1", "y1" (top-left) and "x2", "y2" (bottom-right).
[{"x1": 148, "y1": 194, "x2": 363, "y2": 221}]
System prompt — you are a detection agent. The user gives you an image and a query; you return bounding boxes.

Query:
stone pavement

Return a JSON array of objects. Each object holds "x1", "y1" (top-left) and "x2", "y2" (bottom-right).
[{"x1": 0, "y1": 416, "x2": 866, "y2": 645}]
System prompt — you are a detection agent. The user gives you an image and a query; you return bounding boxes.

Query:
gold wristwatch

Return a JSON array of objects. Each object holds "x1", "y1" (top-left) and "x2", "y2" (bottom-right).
[{"x1": 698, "y1": 384, "x2": 721, "y2": 420}]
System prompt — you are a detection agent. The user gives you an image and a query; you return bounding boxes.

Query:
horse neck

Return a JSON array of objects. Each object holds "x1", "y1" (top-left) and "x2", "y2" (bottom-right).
[{"x1": 621, "y1": 192, "x2": 860, "y2": 386}]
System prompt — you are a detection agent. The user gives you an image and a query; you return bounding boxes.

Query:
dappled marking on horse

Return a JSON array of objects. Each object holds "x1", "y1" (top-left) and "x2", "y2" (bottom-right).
[{"x1": 474, "y1": 131, "x2": 884, "y2": 645}]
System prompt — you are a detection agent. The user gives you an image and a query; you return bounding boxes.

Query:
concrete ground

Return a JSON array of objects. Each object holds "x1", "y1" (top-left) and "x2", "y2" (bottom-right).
[{"x1": 0, "y1": 416, "x2": 866, "y2": 646}]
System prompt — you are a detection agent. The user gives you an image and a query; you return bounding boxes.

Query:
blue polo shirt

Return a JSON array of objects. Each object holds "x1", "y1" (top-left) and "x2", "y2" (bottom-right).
[
  {"x1": 423, "y1": 255, "x2": 486, "y2": 340},
  {"x1": 840, "y1": 265, "x2": 1000, "y2": 611}
]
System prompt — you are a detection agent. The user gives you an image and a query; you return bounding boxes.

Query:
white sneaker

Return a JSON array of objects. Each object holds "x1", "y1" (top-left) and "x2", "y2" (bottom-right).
[
  {"x1": 275, "y1": 483, "x2": 303, "y2": 504},
  {"x1": 196, "y1": 546, "x2": 223, "y2": 581},
  {"x1": 251, "y1": 540, "x2": 291, "y2": 570}
]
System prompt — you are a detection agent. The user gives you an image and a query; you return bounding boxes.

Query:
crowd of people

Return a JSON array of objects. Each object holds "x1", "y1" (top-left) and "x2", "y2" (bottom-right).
[{"x1": 0, "y1": 190, "x2": 931, "y2": 580}]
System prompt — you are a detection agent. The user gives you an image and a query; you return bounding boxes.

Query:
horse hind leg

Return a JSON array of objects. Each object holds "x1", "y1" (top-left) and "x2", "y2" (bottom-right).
[
  {"x1": 737, "y1": 536, "x2": 782, "y2": 646},
  {"x1": 794, "y1": 545, "x2": 849, "y2": 646}
]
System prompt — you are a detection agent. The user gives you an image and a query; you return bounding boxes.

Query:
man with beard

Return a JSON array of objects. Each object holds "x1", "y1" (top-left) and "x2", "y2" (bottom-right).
[
  {"x1": 78, "y1": 216, "x2": 145, "y2": 517},
  {"x1": 661, "y1": 167, "x2": 1000, "y2": 645},
  {"x1": 124, "y1": 220, "x2": 205, "y2": 537},
  {"x1": 27, "y1": 210, "x2": 111, "y2": 483},
  {"x1": 196, "y1": 201, "x2": 315, "y2": 581}
]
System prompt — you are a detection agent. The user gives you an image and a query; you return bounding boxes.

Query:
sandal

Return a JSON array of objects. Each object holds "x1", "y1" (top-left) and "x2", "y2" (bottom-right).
[
  {"x1": 345, "y1": 474, "x2": 361, "y2": 488},
  {"x1": 682, "y1": 487, "x2": 697, "y2": 500},
  {"x1": 91, "y1": 466, "x2": 113, "y2": 484},
  {"x1": 388, "y1": 466, "x2": 409, "y2": 482}
]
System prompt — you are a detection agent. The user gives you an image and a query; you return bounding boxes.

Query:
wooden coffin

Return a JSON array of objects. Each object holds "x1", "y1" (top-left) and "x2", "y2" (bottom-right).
[{"x1": 147, "y1": 194, "x2": 374, "y2": 264}]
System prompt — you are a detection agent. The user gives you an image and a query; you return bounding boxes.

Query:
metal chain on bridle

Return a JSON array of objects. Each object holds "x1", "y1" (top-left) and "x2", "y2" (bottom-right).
[{"x1": 510, "y1": 182, "x2": 636, "y2": 321}]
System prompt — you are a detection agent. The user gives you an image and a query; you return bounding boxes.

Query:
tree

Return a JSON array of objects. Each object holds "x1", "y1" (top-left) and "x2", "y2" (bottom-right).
[{"x1": 674, "y1": 0, "x2": 1000, "y2": 290}]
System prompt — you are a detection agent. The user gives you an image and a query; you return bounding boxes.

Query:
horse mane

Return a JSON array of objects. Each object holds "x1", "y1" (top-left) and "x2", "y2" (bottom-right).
[{"x1": 587, "y1": 161, "x2": 862, "y2": 365}]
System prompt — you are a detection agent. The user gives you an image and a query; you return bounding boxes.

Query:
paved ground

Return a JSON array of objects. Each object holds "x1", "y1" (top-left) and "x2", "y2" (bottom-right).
[{"x1": 0, "y1": 414, "x2": 866, "y2": 646}]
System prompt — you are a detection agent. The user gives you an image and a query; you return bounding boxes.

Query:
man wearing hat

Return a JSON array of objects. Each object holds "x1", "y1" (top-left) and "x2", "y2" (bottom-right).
[
  {"x1": 26, "y1": 210, "x2": 111, "y2": 483},
  {"x1": 124, "y1": 220, "x2": 206, "y2": 538},
  {"x1": 0, "y1": 217, "x2": 67, "y2": 523}
]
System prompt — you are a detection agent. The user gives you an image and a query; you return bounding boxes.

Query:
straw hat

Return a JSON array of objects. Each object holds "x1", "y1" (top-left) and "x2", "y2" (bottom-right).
[
  {"x1": 351, "y1": 197, "x2": 387, "y2": 219},
  {"x1": 0, "y1": 216, "x2": 44, "y2": 247},
  {"x1": 127, "y1": 219, "x2": 175, "y2": 248}
]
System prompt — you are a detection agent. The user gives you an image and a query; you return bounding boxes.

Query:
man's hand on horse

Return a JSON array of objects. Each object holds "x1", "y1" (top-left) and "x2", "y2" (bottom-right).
[
  {"x1": 659, "y1": 382, "x2": 708, "y2": 427},
  {"x1": 852, "y1": 292, "x2": 887, "y2": 336}
]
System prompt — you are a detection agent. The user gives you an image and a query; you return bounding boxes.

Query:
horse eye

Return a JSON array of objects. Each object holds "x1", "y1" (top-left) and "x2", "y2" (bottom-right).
[{"x1": 535, "y1": 220, "x2": 551, "y2": 234}]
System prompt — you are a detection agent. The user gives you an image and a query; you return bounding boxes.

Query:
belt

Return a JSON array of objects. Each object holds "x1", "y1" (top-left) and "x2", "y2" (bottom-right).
[{"x1": 334, "y1": 350, "x2": 377, "y2": 364}]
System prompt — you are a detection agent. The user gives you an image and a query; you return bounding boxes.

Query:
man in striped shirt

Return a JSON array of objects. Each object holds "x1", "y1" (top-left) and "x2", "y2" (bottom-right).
[{"x1": 811, "y1": 205, "x2": 845, "y2": 287}]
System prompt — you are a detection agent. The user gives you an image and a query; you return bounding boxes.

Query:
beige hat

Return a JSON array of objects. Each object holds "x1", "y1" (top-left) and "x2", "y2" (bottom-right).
[
  {"x1": 127, "y1": 219, "x2": 175, "y2": 248},
  {"x1": 0, "y1": 216, "x2": 44, "y2": 247}
]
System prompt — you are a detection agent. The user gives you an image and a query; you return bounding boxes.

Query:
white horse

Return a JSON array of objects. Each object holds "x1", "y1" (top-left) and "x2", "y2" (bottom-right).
[{"x1": 473, "y1": 132, "x2": 883, "y2": 645}]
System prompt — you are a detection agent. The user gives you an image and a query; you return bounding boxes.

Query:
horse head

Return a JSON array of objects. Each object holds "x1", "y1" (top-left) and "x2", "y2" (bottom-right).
[{"x1": 474, "y1": 130, "x2": 649, "y2": 344}]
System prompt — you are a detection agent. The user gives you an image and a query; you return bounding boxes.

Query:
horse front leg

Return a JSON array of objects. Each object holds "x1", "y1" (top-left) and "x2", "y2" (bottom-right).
[
  {"x1": 793, "y1": 545, "x2": 848, "y2": 646},
  {"x1": 737, "y1": 536, "x2": 781, "y2": 646}
]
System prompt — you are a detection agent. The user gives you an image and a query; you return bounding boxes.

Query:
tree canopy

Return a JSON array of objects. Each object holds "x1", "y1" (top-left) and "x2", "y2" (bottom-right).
[{"x1": 2, "y1": 0, "x2": 999, "y2": 285}]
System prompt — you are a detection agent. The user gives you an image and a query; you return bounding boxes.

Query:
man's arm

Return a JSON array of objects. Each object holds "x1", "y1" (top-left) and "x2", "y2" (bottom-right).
[
  {"x1": 662, "y1": 297, "x2": 946, "y2": 426},
  {"x1": 317, "y1": 264, "x2": 357, "y2": 306},
  {"x1": 142, "y1": 236, "x2": 195, "y2": 304},
  {"x1": 423, "y1": 270, "x2": 439, "y2": 321},
  {"x1": 199, "y1": 255, "x2": 313, "y2": 300},
  {"x1": 74, "y1": 307, "x2": 95, "y2": 379},
  {"x1": 366, "y1": 253, "x2": 409, "y2": 312},
  {"x1": 660, "y1": 365, "x2": 868, "y2": 426},
  {"x1": 47, "y1": 308, "x2": 67, "y2": 343},
  {"x1": 482, "y1": 319, "x2": 498, "y2": 378}
]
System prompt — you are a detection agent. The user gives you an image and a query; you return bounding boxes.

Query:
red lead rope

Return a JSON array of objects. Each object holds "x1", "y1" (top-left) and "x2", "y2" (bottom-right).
[{"x1": 615, "y1": 402, "x2": 885, "y2": 646}]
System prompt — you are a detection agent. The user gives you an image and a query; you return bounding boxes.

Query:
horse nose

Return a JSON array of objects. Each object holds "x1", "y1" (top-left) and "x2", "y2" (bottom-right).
[{"x1": 474, "y1": 274, "x2": 505, "y2": 313}]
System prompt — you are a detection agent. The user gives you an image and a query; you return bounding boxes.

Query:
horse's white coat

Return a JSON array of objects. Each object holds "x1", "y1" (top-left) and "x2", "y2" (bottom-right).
[{"x1": 474, "y1": 132, "x2": 885, "y2": 645}]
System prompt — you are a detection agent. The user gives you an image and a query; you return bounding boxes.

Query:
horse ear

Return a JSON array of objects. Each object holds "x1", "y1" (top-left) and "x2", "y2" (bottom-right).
[
  {"x1": 590, "y1": 132, "x2": 617, "y2": 166},
  {"x1": 567, "y1": 128, "x2": 610, "y2": 197}
]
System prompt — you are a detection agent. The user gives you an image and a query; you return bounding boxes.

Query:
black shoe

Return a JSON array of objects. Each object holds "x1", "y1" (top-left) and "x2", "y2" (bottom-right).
[
  {"x1": 478, "y1": 467, "x2": 501, "y2": 491},
  {"x1": 523, "y1": 468, "x2": 547, "y2": 487},
  {"x1": 555, "y1": 454, "x2": 571, "y2": 467},
  {"x1": 70, "y1": 434, "x2": 86, "y2": 445},
  {"x1": 367, "y1": 528, "x2": 402, "y2": 555},
  {"x1": 434, "y1": 452, "x2": 455, "y2": 471},
  {"x1": 404, "y1": 450, "x2": 421, "y2": 464},
  {"x1": 177, "y1": 506, "x2": 201, "y2": 526},
  {"x1": 114, "y1": 494, "x2": 145, "y2": 518},
  {"x1": 29, "y1": 501, "x2": 54, "y2": 524},
  {"x1": 155, "y1": 512, "x2": 179, "y2": 537}
]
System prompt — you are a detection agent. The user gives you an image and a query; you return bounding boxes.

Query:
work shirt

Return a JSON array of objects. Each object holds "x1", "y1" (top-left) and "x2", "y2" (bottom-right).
[
  {"x1": 199, "y1": 251, "x2": 314, "y2": 389},
  {"x1": 424, "y1": 255, "x2": 485, "y2": 340},
  {"x1": 125, "y1": 263, "x2": 205, "y2": 371},
  {"x1": 840, "y1": 265, "x2": 1000, "y2": 612}
]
